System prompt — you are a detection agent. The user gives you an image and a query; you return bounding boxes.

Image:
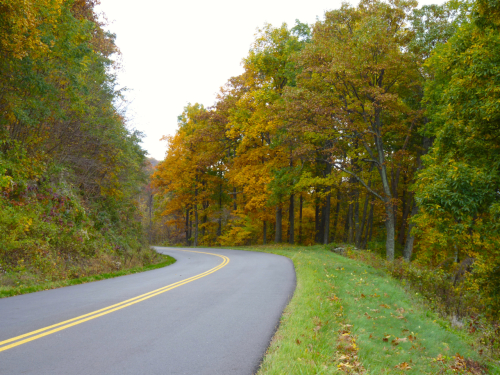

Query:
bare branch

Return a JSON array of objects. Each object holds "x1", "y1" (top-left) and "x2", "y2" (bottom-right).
[{"x1": 332, "y1": 162, "x2": 384, "y2": 201}]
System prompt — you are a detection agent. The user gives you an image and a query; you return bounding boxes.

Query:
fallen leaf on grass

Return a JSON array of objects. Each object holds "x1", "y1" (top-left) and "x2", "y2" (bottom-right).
[
  {"x1": 435, "y1": 354, "x2": 445, "y2": 362},
  {"x1": 296, "y1": 339, "x2": 301, "y2": 345},
  {"x1": 395, "y1": 362, "x2": 412, "y2": 370},
  {"x1": 340, "y1": 333, "x2": 352, "y2": 341},
  {"x1": 392, "y1": 337, "x2": 408, "y2": 345},
  {"x1": 338, "y1": 362, "x2": 353, "y2": 368}
]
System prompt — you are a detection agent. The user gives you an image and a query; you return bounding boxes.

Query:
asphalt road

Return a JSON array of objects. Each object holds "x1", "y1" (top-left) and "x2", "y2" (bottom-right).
[{"x1": 0, "y1": 248, "x2": 296, "y2": 375}]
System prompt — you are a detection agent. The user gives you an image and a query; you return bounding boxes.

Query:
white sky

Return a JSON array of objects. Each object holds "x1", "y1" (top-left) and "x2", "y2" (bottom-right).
[{"x1": 97, "y1": 0, "x2": 445, "y2": 161}]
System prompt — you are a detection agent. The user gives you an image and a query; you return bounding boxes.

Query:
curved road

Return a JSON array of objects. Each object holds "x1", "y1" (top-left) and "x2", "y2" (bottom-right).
[{"x1": 0, "y1": 248, "x2": 296, "y2": 375}]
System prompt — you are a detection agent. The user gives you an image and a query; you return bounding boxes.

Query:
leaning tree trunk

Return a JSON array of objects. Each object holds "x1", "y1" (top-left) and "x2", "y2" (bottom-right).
[{"x1": 378, "y1": 158, "x2": 395, "y2": 260}]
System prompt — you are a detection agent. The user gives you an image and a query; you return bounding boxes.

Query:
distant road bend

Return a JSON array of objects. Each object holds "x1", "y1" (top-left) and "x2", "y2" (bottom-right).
[{"x1": 0, "y1": 248, "x2": 296, "y2": 375}]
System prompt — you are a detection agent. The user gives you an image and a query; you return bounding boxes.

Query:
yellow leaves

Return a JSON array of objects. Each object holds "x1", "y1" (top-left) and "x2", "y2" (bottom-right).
[
  {"x1": 24, "y1": 218, "x2": 33, "y2": 232},
  {"x1": 0, "y1": 0, "x2": 63, "y2": 59},
  {"x1": 395, "y1": 361, "x2": 412, "y2": 370},
  {"x1": 100, "y1": 186, "x2": 123, "y2": 199}
]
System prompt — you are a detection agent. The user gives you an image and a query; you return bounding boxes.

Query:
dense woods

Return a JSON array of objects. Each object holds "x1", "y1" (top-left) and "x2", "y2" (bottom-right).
[
  {"x1": 153, "y1": 0, "x2": 500, "y2": 318},
  {"x1": 0, "y1": 0, "x2": 159, "y2": 286}
]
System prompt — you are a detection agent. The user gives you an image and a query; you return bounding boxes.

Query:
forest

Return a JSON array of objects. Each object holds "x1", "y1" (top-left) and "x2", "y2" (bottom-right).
[
  {"x1": 152, "y1": 0, "x2": 500, "y2": 319},
  {"x1": 0, "y1": 0, "x2": 161, "y2": 290}
]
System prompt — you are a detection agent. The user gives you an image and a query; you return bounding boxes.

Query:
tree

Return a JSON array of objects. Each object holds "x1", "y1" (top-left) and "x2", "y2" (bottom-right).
[
  {"x1": 287, "y1": 0, "x2": 422, "y2": 259},
  {"x1": 414, "y1": 0, "x2": 500, "y2": 278}
]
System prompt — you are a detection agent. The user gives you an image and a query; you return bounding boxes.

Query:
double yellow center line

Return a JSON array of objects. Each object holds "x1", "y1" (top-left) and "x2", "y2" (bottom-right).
[{"x1": 0, "y1": 249, "x2": 229, "y2": 353}]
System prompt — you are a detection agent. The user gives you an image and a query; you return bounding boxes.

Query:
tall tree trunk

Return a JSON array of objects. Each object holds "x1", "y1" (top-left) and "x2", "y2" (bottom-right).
[
  {"x1": 289, "y1": 194, "x2": 295, "y2": 244},
  {"x1": 315, "y1": 198, "x2": 320, "y2": 243},
  {"x1": 333, "y1": 189, "x2": 341, "y2": 242},
  {"x1": 359, "y1": 167, "x2": 374, "y2": 246},
  {"x1": 322, "y1": 163, "x2": 331, "y2": 244},
  {"x1": 201, "y1": 202, "x2": 208, "y2": 238},
  {"x1": 275, "y1": 206, "x2": 282, "y2": 243},
  {"x1": 354, "y1": 188, "x2": 360, "y2": 246},
  {"x1": 403, "y1": 201, "x2": 418, "y2": 262},
  {"x1": 233, "y1": 187, "x2": 237, "y2": 211},
  {"x1": 323, "y1": 191, "x2": 331, "y2": 244},
  {"x1": 299, "y1": 195, "x2": 303, "y2": 244},
  {"x1": 319, "y1": 199, "x2": 325, "y2": 244},
  {"x1": 343, "y1": 202, "x2": 350, "y2": 242},
  {"x1": 193, "y1": 184, "x2": 199, "y2": 246},
  {"x1": 403, "y1": 135, "x2": 433, "y2": 260},
  {"x1": 185, "y1": 206, "x2": 191, "y2": 245},
  {"x1": 391, "y1": 166, "x2": 398, "y2": 232},
  {"x1": 348, "y1": 202, "x2": 354, "y2": 244},
  {"x1": 359, "y1": 191, "x2": 370, "y2": 247},
  {"x1": 194, "y1": 205, "x2": 198, "y2": 246},
  {"x1": 362, "y1": 203, "x2": 374, "y2": 249},
  {"x1": 263, "y1": 221, "x2": 267, "y2": 245},
  {"x1": 384, "y1": 201, "x2": 395, "y2": 261},
  {"x1": 374, "y1": 110, "x2": 396, "y2": 260},
  {"x1": 398, "y1": 191, "x2": 412, "y2": 245},
  {"x1": 368, "y1": 204, "x2": 374, "y2": 243},
  {"x1": 201, "y1": 215, "x2": 206, "y2": 238}
]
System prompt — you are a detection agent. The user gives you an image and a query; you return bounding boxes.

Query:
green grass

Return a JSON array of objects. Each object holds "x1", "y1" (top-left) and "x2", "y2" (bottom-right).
[
  {"x1": 0, "y1": 254, "x2": 176, "y2": 299},
  {"x1": 234, "y1": 245, "x2": 493, "y2": 374}
]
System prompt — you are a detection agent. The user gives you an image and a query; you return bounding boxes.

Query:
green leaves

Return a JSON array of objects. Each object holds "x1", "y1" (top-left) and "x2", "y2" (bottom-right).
[{"x1": 416, "y1": 159, "x2": 498, "y2": 220}]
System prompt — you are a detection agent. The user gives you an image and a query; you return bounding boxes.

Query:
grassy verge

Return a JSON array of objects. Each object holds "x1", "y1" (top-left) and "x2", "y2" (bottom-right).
[
  {"x1": 0, "y1": 253, "x2": 176, "y2": 299},
  {"x1": 236, "y1": 245, "x2": 494, "y2": 374}
]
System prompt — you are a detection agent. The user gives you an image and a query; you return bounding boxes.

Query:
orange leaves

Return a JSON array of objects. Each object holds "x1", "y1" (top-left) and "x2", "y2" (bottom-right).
[
  {"x1": 335, "y1": 324, "x2": 366, "y2": 373},
  {"x1": 395, "y1": 361, "x2": 412, "y2": 370}
]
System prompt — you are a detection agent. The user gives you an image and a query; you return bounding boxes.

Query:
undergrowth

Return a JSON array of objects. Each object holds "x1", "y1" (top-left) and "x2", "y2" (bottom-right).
[
  {"x1": 0, "y1": 166, "x2": 160, "y2": 293},
  {"x1": 0, "y1": 254, "x2": 175, "y2": 298}
]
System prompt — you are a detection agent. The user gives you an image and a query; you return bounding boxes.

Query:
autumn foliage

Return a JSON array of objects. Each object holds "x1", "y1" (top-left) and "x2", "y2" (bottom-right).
[
  {"x1": 153, "y1": 0, "x2": 500, "y2": 320},
  {"x1": 0, "y1": 0, "x2": 156, "y2": 286}
]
